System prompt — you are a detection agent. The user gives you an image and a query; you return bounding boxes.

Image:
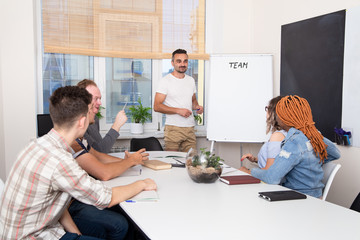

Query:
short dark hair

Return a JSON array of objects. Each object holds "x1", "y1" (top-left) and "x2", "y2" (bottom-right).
[
  {"x1": 77, "y1": 79, "x2": 97, "y2": 89},
  {"x1": 49, "y1": 86, "x2": 92, "y2": 129},
  {"x1": 172, "y1": 49, "x2": 188, "y2": 61}
]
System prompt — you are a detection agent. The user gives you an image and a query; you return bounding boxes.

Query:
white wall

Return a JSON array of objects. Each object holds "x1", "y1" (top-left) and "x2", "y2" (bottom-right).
[
  {"x1": 206, "y1": 0, "x2": 254, "y2": 54},
  {"x1": 0, "y1": 0, "x2": 37, "y2": 181},
  {"x1": 327, "y1": 146, "x2": 360, "y2": 207}
]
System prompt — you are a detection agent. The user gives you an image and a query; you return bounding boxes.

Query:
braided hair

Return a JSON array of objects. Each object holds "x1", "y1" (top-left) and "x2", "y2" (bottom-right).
[{"x1": 276, "y1": 95, "x2": 328, "y2": 162}]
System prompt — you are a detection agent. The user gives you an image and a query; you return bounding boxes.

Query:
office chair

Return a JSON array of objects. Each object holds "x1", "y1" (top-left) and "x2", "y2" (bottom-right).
[
  {"x1": 37, "y1": 114, "x2": 54, "y2": 137},
  {"x1": 130, "y1": 137, "x2": 163, "y2": 152},
  {"x1": 321, "y1": 162, "x2": 341, "y2": 201},
  {"x1": 350, "y1": 192, "x2": 360, "y2": 213}
]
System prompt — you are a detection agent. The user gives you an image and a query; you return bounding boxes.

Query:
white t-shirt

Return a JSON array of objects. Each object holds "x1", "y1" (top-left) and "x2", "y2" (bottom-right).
[{"x1": 156, "y1": 73, "x2": 196, "y2": 127}]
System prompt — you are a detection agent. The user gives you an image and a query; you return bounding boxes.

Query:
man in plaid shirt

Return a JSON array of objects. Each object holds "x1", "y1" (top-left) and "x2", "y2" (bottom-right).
[{"x1": 0, "y1": 86, "x2": 156, "y2": 239}]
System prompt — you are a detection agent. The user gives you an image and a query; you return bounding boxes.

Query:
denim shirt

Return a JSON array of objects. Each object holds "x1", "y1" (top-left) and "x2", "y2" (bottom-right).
[
  {"x1": 251, "y1": 127, "x2": 341, "y2": 198},
  {"x1": 257, "y1": 130, "x2": 287, "y2": 168}
]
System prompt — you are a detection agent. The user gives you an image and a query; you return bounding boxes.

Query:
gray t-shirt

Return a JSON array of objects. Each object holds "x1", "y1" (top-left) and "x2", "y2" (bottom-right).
[{"x1": 84, "y1": 116, "x2": 119, "y2": 153}]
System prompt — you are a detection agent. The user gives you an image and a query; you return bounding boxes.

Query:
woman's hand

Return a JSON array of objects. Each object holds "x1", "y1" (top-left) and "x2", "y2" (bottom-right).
[
  {"x1": 239, "y1": 166, "x2": 251, "y2": 174},
  {"x1": 241, "y1": 153, "x2": 258, "y2": 162}
]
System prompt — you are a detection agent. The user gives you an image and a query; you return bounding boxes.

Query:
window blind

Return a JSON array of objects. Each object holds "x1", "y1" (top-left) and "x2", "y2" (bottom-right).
[{"x1": 42, "y1": 0, "x2": 209, "y2": 60}]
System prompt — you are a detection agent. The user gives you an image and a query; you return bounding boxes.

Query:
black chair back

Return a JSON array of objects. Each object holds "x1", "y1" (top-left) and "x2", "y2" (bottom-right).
[
  {"x1": 130, "y1": 137, "x2": 163, "y2": 152},
  {"x1": 350, "y1": 192, "x2": 360, "y2": 213},
  {"x1": 37, "y1": 114, "x2": 53, "y2": 137}
]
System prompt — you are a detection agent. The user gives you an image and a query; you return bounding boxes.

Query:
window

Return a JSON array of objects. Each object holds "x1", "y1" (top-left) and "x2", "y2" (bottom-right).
[
  {"x1": 42, "y1": 53, "x2": 94, "y2": 113},
  {"x1": 40, "y1": 0, "x2": 207, "y2": 132},
  {"x1": 105, "y1": 58, "x2": 152, "y2": 124}
]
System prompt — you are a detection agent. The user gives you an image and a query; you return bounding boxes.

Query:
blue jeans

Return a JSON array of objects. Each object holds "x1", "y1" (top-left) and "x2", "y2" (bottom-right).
[
  {"x1": 60, "y1": 232, "x2": 104, "y2": 240},
  {"x1": 68, "y1": 200, "x2": 128, "y2": 240}
]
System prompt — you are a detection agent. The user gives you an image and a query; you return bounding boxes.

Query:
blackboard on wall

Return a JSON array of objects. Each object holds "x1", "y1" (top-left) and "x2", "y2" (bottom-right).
[
  {"x1": 207, "y1": 54, "x2": 273, "y2": 142},
  {"x1": 280, "y1": 10, "x2": 345, "y2": 142}
]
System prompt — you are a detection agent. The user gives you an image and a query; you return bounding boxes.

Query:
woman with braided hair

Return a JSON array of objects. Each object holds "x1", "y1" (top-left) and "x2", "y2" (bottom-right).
[{"x1": 248, "y1": 95, "x2": 340, "y2": 198}]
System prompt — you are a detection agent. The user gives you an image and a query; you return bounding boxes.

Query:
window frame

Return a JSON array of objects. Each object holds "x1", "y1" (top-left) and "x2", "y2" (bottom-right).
[
  {"x1": 36, "y1": 0, "x2": 207, "y2": 135},
  {"x1": 36, "y1": 54, "x2": 207, "y2": 135},
  {"x1": 97, "y1": 57, "x2": 160, "y2": 132}
]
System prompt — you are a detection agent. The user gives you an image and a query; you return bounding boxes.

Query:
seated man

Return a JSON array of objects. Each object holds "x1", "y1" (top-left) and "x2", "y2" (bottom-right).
[
  {"x1": 242, "y1": 95, "x2": 340, "y2": 198},
  {"x1": 0, "y1": 86, "x2": 156, "y2": 239},
  {"x1": 72, "y1": 137, "x2": 147, "y2": 181},
  {"x1": 68, "y1": 102, "x2": 149, "y2": 239},
  {"x1": 77, "y1": 79, "x2": 127, "y2": 153}
]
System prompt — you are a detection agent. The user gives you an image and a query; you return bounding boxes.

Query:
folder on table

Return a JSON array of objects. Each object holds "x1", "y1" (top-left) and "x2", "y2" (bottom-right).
[
  {"x1": 219, "y1": 175, "x2": 261, "y2": 185},
  {"x1": 258, "y1": 190, "x2": 307, "y2": 202},
  {"x1": 143, "y1": 160, "x2": 172, "y2": 170}
]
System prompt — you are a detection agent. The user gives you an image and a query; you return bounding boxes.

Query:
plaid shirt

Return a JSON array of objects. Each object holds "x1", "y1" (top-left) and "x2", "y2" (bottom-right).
[{"x1": 0, "y1": 129, "x2": 112, "y2": 239}]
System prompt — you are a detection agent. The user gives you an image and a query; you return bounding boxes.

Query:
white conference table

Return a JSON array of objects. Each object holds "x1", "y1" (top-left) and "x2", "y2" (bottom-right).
[{"x1": 104, "y1": 151, "x2": 360, "y2": 240}]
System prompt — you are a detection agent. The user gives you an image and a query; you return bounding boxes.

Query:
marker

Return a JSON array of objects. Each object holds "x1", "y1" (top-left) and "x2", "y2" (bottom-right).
[
  {"x1": 122, "y1": 102, "x2": 128, "y2": 111},
  {"x1": 125, "y1": 200, "x2": 136, "y2": 203},
  {"x1": 173, "y1": 158, "x2": 184, "y2": 164}
]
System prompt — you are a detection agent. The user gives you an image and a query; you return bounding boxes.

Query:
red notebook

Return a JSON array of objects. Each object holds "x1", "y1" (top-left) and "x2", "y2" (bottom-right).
[{"x1": 219, "y1": 175, "x2": 261, "y2": 185}]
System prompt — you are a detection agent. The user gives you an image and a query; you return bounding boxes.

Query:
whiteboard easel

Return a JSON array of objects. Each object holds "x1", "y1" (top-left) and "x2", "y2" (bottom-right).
[{"x1": 207, "y1": 54, "x2": 273, "y2": 147}]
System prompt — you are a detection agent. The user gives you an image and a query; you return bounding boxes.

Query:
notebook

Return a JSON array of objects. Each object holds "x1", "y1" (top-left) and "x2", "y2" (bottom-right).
[
  {"x1": 143, "y1": 160, "x2": 172, "y2": 170},
  {"x1": 121, "y1": 165, "x2": 142, "y2": 177},
  {"x1": 258, "y1": 190, "x2": 307, "y2": 202},
  {"x1": 126, "y1": 190, "x2": 159, "y2": 203},
  {"x1": 219, "y1": 175, "x2": 261, "y2": 185}
]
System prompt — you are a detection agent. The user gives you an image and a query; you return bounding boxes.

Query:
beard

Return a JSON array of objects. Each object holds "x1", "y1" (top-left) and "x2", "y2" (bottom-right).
[{"x1": 176, "y1": 67, "x2": 187, "y2": 73}]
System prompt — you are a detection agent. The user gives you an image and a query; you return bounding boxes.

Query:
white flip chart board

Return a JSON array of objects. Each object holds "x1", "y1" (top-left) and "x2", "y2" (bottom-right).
[{"x1": 207, "y1": 54, "x2": 273, "y2": 142}]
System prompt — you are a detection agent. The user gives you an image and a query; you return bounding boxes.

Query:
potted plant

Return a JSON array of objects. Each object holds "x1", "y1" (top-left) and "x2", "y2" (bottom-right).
[
  {"x1": 194, "y1": 113, "x2": 202, "y2": 125},
  {"x1": 128, "y1": 98, "x2": 152, "y2": 134},
  {"x1": 96, "y1": 106, "x2": 105, "y2": 119},
  {"x1": 186, "y1": 148, "x2": 224, "y2": 183}
]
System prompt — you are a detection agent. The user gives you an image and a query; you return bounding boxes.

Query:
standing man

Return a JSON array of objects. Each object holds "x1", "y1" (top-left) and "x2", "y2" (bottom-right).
[
  {"x1": 154, "y1": 49, "x2": 203, "y2": 152},
  {"x1": 77, "y1": 79, "x2": 127, "y2": 153}
]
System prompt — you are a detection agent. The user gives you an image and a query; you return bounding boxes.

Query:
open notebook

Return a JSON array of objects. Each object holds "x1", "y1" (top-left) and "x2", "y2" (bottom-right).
[
  {"x1": 121, "y1": 165, "x2": 142, "y2": 177},
  {"x1": 125, "y1": 190, "x2": 159, "y2": 203}
]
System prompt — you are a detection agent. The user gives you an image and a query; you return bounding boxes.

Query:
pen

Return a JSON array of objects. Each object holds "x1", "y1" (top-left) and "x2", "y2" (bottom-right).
[
  {"x1": 125, "y1": 200, "x2": 136, "y2": 203},
  {"x1": 171, "y1": 163, "x2": 185, "y2": 168},
  {"x1": 173, "y1": 158, "x2": 185, "y2": 164},
  {"x1": 122, "y1": 102, "x2": 128, "y2": 111},
  {"x1": 165, "y1": 155, "x2": 184, "y2": 158}
]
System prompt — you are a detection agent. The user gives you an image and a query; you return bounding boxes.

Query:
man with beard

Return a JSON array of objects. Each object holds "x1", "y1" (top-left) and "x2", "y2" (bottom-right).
[
  {"x1": 77, "y1": 79, "x2": 127, "y2": 153},
  {"x1": 154, "y1": 49, "x2": 203, "y2": 153}
]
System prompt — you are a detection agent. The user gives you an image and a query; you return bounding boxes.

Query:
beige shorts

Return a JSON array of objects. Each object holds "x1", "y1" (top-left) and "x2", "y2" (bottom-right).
[{"x1": 164, "y1": 125, "x2": 196, "y2": 153}]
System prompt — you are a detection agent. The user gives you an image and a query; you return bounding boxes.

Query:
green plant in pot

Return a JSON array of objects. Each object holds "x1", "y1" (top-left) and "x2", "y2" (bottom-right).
[
  {"x1": 193, "y1": 113, "x2": 202, "y2": 125},
  {"x1": 128, "y1": 98, "x2": 152, "y2": 134},
  {"x1": 186, "y1": 148, "x2": 223, "y2": 183},
  {"x1": 96, "y1": 106, "x2": 105, "y2": 119}
]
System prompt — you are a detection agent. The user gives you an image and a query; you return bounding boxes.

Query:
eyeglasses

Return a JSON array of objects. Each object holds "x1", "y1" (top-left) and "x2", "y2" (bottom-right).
[{"x1": 265, "y1": 106, "x2": 269, "y2": 112}]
